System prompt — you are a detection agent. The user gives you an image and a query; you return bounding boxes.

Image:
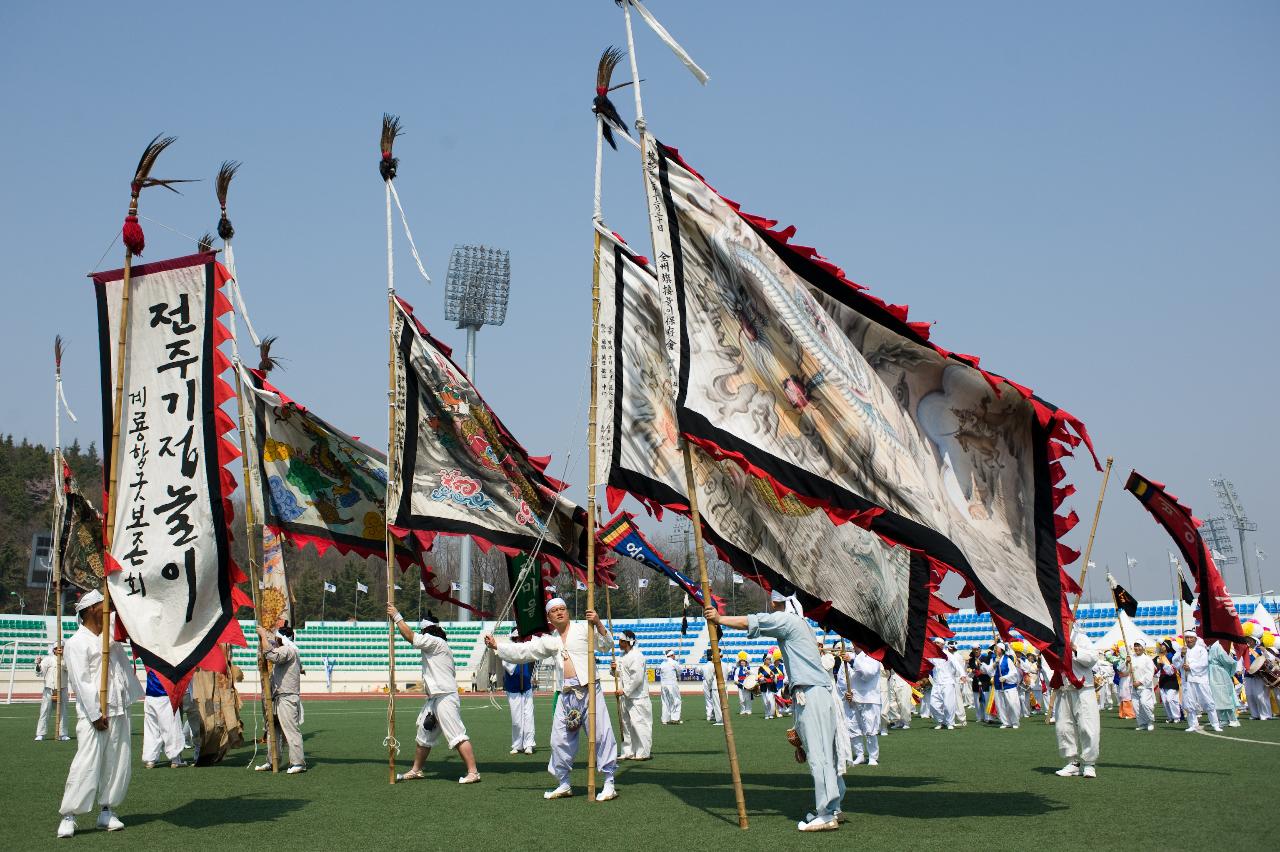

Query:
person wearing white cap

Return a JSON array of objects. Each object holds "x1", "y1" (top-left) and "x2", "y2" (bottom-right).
[
  {"x1": 612, "y1": 630, "x2": 652, "y2": 760},
  {"x1": 700, "y1": 650, "x2": 724, "y2": 725},
  {"x1": 731, "y1": 651, "x2": 754, "y2": 716},
  {"x1": 706, "y1": 592, "x2": 845, "y2": 832},
  {"x1": 502, "y1": 629, "x2": 537, "y2": 755},
  {"x1": 1173, "y1": 631, "x2": 1218, "y2": 733},
  {"x1": 1129, "y1": 640, "x2": 1156, "y2": 732},
  {"x1": 658, "y1": 648, "x2": 683, "y2": 724},
  {"x1": 947, "y1": 641, "x2": 968, "y2": 725},
  {"x1": 835, "y1": 646, "x2": 883, "y2": 766},
  {"x1": 35, "y1": 645, "x2": 70, "y2": 741},
  {"x1": 55, "y1": 589, "x2": 144, "y2": 838},
  {"x1": 483, "y1": 597, "x2": 619, "y2": 801},
  {"x1": 387, "y1": 606, "x2": 481, "y2": 783},
  {"x1": 927, "y1": 638, "x2": 957, "y2": 730},
  {"x1": 1053, "y1": 626, "x2": 1101, "y2": 778},
  {"x1": 982, "y1": 643, "x2": 1021, "y2": 729}
]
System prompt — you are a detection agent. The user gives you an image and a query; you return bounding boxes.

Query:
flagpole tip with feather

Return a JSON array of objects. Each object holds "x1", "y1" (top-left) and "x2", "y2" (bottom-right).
[
  {"x1": 380, "y1": 114, "x2": 402, "y2": 182},
  {"x1": 216, "y1": 160, "x2": 240, "y2": 241},
  {"x1": 122, "y1": 134, "x2": 193, "y2": 255},
  {"x1": 594, "y1": 47, "x2": 632, "y2": 151}
]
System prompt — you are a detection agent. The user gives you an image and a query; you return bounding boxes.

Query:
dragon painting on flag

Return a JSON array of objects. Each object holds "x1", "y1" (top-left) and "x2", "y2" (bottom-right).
[
  {"x1": 389, "y1": 297, "x2": 587, "y2": 573},
  {"x1": 637, "y1": 138, "x2": 1095, "y2": 669},
  {"x1": 597, "y1": 230, "x2": 950, "y2": 677}
]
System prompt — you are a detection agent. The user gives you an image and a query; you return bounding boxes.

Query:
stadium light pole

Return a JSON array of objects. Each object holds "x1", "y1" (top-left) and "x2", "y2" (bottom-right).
[
  {"x1": 1212, "y1": 478, "x2": 1258, "y2": 596},
  {"x1": 444, "y1": 244, "x2": 511, "y2": 621}
]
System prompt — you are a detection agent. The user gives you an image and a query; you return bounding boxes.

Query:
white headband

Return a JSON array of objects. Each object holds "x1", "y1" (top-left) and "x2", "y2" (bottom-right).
[{"x1": 545, "y1": 597, "x2": 567, "y2": 613}]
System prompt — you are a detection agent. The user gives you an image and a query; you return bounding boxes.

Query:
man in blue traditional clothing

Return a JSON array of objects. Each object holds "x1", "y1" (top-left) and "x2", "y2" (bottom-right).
[
  {"x1": 503, "y1": 629, "x2": 536, "y2": 754},
  {"x1": 706, "y1": 591, "x2": 845, "y2": 833}
]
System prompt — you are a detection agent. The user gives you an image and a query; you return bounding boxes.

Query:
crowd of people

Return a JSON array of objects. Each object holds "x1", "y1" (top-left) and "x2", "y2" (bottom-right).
[{"x1": 36, "y1": 587, "x2": 1280, "y2": 837}]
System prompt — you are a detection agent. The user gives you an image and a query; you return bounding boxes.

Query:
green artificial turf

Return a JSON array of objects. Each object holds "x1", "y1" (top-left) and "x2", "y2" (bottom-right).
[{"x1": 1, "y1": 694, "x2": 1274, "y2": 850}]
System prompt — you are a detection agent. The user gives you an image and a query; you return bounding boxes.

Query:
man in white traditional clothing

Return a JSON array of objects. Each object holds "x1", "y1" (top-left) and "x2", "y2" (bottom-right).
[
  {"x1": 483, "y1": 598, "x2": 618, "y2": 801},
  {"x1": 928, "y1": 638, "x2": 957, "y2": 730},
  {"x1": 388, "y1": 606, "x2": 481, "y2": 783},
  {"x1": 1054, "y1": 626, "x2": 1101, "y2": 778},
  {"x1": 56, "y1": 590, "x2": 144, "y2": 838},
  {"x1": 835, "y1": 646, "x2": 883, "y2": 766},
  {"x1": 254, "y1": 620, "x2": 307, "y2": 773},
  {"x1": 983, "y1": 643, "x2": 1022, "y2": 729},
  {"x1": 885, "y1": 671, "x2": 912, "y2": 730},
  {"x1": 501, "y1": 629, "x2": 536, "y2": 755},
  {"x1": 35, "y1": 645, "x2": 70, "y2": 741},
  {"x1": 612, "y1": 630, "x2": 652, "y2": 760},
  {"x1": 1174, "y1": 630, "x2": 1219, "y2": 733},
  {"x1": 1130, "y1": 640, "x2": 1157, "y2": 732},
  {"x1": 1242, "y1": 637, "x2": 1274, "y2": 721},
  {"x1": 731, "y1": 651, "x2": 753, "y2": 715},
  {"x1": 707, "y1": 593, "x2": 845, "y2": 832},
  {"x1": 1094, "y1": 657, "x2": 1116, "y2": 710},
  {"x1": 947, "y1": 641, "x2": 968, "y2": 725},
  {"x1": 700, "y1": 650, "x2": 724, "y2": 725},
  {"x1": 658, "y1": 649, "x2": 683, "y2": 724}
]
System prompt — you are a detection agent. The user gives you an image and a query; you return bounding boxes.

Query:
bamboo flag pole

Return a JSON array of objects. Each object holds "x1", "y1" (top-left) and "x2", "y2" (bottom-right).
[
  {"x1": 216, "y1": 162, "x2": 280, "y2": 771},
  {"x1": 1046, "y1": 455, "x2": 1113, "y2": 724},
  {"x1": 1171, "y1": 558, "x2": 1186, "y2": 708},
  {"x1": 52, "y1": 336, "x2": 68, "y2": 737},
  {"x1": 620, "y1": 0, "x2": 747, "y2": 827},
  {"x1": 102, "y1": 135, "x2": 181, "y2": 717},
  {"x1": 381, "y1": 114, "x2": 403, "y2": 785}
]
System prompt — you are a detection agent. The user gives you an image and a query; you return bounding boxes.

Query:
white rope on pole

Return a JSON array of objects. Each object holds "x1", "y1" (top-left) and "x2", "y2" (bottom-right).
[
  {"x1": 628, "y1": 0, "x2": 709, "y2": 85},
  {"x1": 387, "y1": 181, "x2": 432, "y2": 286}
]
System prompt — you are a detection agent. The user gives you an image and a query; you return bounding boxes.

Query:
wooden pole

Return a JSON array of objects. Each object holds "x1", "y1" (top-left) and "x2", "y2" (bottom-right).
[
  {"x1": 51, "y1": 341, "x2": 64, "y2": 738},
  {"x1": 603, "y1": 582, "x2": 625, "y2": 737},
  {"x1": 1172, "y1": 559, "x2": 1185, "y2": 709},
  {"x1": 383, "y1": 178, "x2": 400, "y2": 785},
  {"x1": 585, "y1": 225, "x2": 603, "y2": 800},
  {"x1": 1046, "y1": 455, "x2": 1113, "y2": 723},
  {"x1": 230, "y1": 358, "x2": 279, "y2": 771},
  {"x1": 101, "y1": 231, "x2": 136, "y2": 720},
  {"x1": 682, "y1": 443, "x2": 749, "y2": 829}
]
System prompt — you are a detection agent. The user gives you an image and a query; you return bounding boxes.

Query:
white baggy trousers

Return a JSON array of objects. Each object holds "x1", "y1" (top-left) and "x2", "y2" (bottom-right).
[
  {"x1": 549, "y1": 684, "x2": 617, "y2": 786},
  {"x1": 507, "y1": 690, "x2": 535, "y2": 751},
  {"x1": 1054, "y1": 686, "x2": 1100, "y2": 765},
  {"x1": 142, "y1": 694, "x2": 185, "y2": 762},
  {"x1": 37, "y1": 688, "x2": 70, "y2": 739},
  {"x1": 660, "y1": 683, "x2": 682, "y2": 723},
  {"x1": 60, "y1": 713, "x2": 132, "y2": 816},
  {"x1": 619, "y1": 693, "x2": 653, "y2": 759}
]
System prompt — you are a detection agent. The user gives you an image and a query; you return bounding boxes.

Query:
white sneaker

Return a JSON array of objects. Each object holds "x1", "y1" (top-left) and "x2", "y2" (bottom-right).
[
  {"x1": 1229, "y1": 720, "x2": 1240, "y2": 728},
  {"x1": 1055, "y1": 762, "x2": 1081, "y2": 777},
  {"x1": 595, "y1": 781, "x2": 618, "y2": 802},
  {"x1": 59, "y1": 735, "x2": 71, "y2": 741},
  {"x1": 285, "y1": 764, "x2": 307, "y2": 774},
  {"x1": 1185, "y1": 727, "x2": 1200, "y2": 733},
  {"x1": 144, "y1": 761, "x2": 156, "y2": 769},
  {"x1": 805, "y1": 811, "x2": 846, "y2": 824},
  {"x1": 458, "y1": 772, "x2": 482, "y2": 784},
  {"x1": 1082, "y1": 765, "x2": 1096, "y2": 778},
  {"x1": 254, "y1": 762, "x2": 271, "y2": 771},
  {"x1": 523, "y1": 747, "x2": 534, "y2": 755},
  {"x1": 170, "y1": 758, "x2": 187, "y2": 768},
  {"x1": 798, "y1": 815, "x2": 839, "y2": 832},
  {"x1": 1211, "y1": 726, "x2": 1223, "y2": 733},
  {"x1": 851, "y1": 755, "x2": 866, "y2": 766},
  {"x1": 510, "y1": 748, "x2": 520, "y2": 755},
  {"x1": 35, "y1": 735, "x2": 45, "y2": 742},
  {"x1": 1146, "y1": 724, "x2": 1154, "y2": 732},
  {"x1": 97, "y1": 809, "x2": 124, "y2": 831},
  {"x1": 544, "y1": 783, "x2": 573, "y2": 800},
  {"x1": 868, "y1": 758, "x2": 879, "y2": 766},
  {"x1": 934, "y1": 724, "x2": 944, "y2": 730},
  {"x1": 57, "y1": 816, "x2": 76, "y2": 838},
  {"x1": 901, "y1": 725, "x2": 909, "y2": 730},
  {"x1": 999, "y1": 724, "x2": 1010, "y2": 729},
  {"x1": 1012, "y1": 725, "x2": 1020, "y2": 729}
]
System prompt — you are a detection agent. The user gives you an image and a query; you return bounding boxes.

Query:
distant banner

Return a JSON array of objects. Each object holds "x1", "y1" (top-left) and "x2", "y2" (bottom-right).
[
  {"x1": 93, "y1": 252, "x2": 248, "y2": 696},
  {"x1": 506, "y1": 554, "x2": 550, "y2": 637},
  {"x1": 57, "y1": 486, "x2": 104, "y2": 593},
  {"x1": 644, "y1": 139, "x2": 1093, "y2": 668},
  {"x1": 259, "y1": 525, "x2": 291, "y2": 627},
  {"x1": 390, "y1": 298, "x2": 586, "y2": 568},
  {"x1": 598, "y1": 230, "x2": 946, "y2": 676},
  {"x1": 1125, "y1": 471, "x2": 1244, "y2": 643},
  {"x1": 598, "y1": 511, "x2": 716, "y2": 611}
]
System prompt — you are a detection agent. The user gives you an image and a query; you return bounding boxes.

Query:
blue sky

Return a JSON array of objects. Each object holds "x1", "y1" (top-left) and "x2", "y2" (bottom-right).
[{"x1": 1, "y1": 2, "x2": 1275, "y2": 603}]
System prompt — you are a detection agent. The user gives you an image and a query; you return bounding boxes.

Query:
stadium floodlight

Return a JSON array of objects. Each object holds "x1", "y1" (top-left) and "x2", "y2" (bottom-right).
[
  {"x1": 443, "y1": 244, "x2": 511, "y2": 621},
  {"x1": 1211, "y1": 478, "x2": 1258, "y2": 595}
]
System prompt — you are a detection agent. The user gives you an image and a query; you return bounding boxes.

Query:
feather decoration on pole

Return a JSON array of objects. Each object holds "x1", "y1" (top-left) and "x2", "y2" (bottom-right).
[
  {"x1": 594, "y1": 46, "x2": 633, "y2": 151},
  {"x1": 103, "y1": 133, "x2": 184, "y2": 720},
  {"x1": 216, "y1": 160, "x2": 240, "y2": 241},
  {"x1": 257, "y1": 336, "x2": 283, "y2": 374},
  {"x1": 197, "y1": 232, "x2": 215, "y2": 254},
  {"x1": 380, "y1": 112, "x2": 403, "y2": 785}
]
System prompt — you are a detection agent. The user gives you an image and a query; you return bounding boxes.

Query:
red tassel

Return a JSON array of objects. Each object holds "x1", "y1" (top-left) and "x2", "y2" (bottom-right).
[{"x1": 122, "y1": 215, "x2": 145, "y2": 255}]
